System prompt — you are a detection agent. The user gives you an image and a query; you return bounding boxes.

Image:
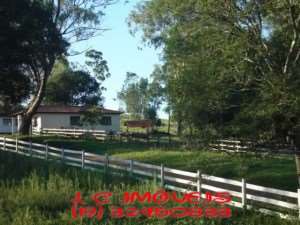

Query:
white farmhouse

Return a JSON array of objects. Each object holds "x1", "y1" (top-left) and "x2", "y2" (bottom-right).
[
  {"x1": 0, "y1": 105, "x2": 123, "y2": 134},
  {"x1": 32, "y1": 105, "x2": 122, "y2": 133}
]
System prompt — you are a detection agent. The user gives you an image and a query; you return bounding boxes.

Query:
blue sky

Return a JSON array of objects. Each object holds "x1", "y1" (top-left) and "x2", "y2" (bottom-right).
[{"x1": 68, "y1": 0, "x2": 166, "y2": 117}]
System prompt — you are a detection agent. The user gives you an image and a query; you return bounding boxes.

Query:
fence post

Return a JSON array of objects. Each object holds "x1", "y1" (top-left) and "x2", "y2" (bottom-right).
[
  {"x1": 61, "y1": 148, "x2": 64, "y2": 163},
  {"x1": 81, "y1": 150, "x2": 85, "y2": 169},
  {"x1": 236, "y1": 142, "x2": 239, "y2": 152},
  {"x1": 3, "y1": 137, "x2": 6, "y2": 151},
  {"x1": 242, "y1": 178, "x2": 246, "y2": 209},
  {"x1": 45, "y1": 144, "x2": 48, "y2": 160},
  {"x1": 129, "y1": 160, "x2": 133, "y2": 177},
  {"x1": 15, "y1": 137, "x2": 18, "y2": 153},
  {"x1": 153, "y1": 169, "x2": 158, "y2": 185},
  {"x1": 160, "y1": 164, "x2": 164, "y2": 187},
  {"x1": 105, "y1": 153, "x2": 109, "y2": 173},
  {"x1": 30, "y1": 141, "x2": 32, "y2": 157},
  {"x1": 197, "y1": 170, "x2": 202, "y2": 196},
  {"x1": 298, "y1": 189, "x2": 300, "y2": 219}
]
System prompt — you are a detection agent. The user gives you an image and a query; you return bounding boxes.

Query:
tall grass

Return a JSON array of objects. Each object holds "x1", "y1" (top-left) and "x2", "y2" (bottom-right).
[
  {"x1": 0, "y1": 151, "x2": 299, "y2": 224},
  {"x1": 21, "y1": 135, "x2": 298, "y2": 190}
]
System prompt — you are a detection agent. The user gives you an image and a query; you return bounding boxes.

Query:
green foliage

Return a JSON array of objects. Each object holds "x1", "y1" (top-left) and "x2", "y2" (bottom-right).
[
  {"x1": 24, "y1": 135, "x2": 298, "y2": 191},
  {"x1": 118, "y1": 66, "x2": 166, "y2": 123},
  {"x1": 80, "y1": 106, "x2": 103, "y2": 128},
  {"x1": 144, "y1": 106, "x2": 158, "y2": 122},
  {"x1": 156, "y1": 118, "x2": 162, "y2": 127},
  {"x1": 85, "y1": 49, "x2": 111, "y2": 82},
  {"x1": 45, "y1": 57, "x2": 106, "y2": 106},
  {"x1": 55, "y1": 0, "x2": 116, "y2": 43},
  {"x1": 118, "y1": 72, "x2": 149, "y2": 119},
  {"x1": 129, "y1": 0, "x2": 300, "y2": 143},
  {"x1": 148, "y1": 65, "x2": 167, "y2": 109},
  {"x1": 0, "y1": 72, "x2": 30, "y2": 113},
  {"x1": 0, "y1": 0, "x2": 67, "y2": 113},
  {"x1": 0, "y1": 151, "x2": 155, "y2": 224},
  {"x1": 0, "y1": 150, "x2": 299, "y2": 224},
  {"x1": 1, "y1": 0, "x2": 115, "y2": 134}
]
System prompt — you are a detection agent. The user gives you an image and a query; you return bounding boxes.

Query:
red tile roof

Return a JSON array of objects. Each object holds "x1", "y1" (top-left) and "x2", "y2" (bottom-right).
[{"x1": 36, "y1": 105, "x2": 123, "y2": 114}]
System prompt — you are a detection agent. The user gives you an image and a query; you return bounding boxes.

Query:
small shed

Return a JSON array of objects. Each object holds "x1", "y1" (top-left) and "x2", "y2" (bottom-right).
[{"x1": 124, "y1": 120, "x2": 154, "y2": 133}]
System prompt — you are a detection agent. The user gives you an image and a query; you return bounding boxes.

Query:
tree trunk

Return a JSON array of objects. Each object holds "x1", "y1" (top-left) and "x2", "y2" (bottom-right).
[
  {"x1": 167, "y1": 110, "x2": 171, "y2": 134},
  {"x1": 18, "y1": 65, "x2": 53, "y2": 135},
  {"x1": 187, "y1": 122, "x2": 194, "y2": 148},
  {"x1": 177, "y1": 111, "x2": 183, "y2": 136},
  {"x1": 293, "y1": 129, "x2": 300, "y2": 188},
  {"x1": 290, "y1": 127, "x2": 300, "y2": 188},
  {"x1": 167, "y1": 110, "x2": 171, "y2": 144}
]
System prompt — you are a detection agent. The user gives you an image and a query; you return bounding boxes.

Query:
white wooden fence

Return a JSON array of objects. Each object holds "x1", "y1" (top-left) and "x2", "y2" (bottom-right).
[
  {"x1": 0, "y1": 136, "x2": 299, "y2": 220},
  {"x1": 210, "y1": 139, "x2": 296, "y2": 155},
  {"x1": 33, "y1": 128, "x2": 108, "y2": 140}
]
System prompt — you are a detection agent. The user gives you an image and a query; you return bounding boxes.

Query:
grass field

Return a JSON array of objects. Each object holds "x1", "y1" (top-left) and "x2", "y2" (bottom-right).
[
  {"x1": 0, "y1": 150, "x2": 299, "y2": 225},
  {"x1": 22, "y1": 135, "x2": 298, "y2": 191}
]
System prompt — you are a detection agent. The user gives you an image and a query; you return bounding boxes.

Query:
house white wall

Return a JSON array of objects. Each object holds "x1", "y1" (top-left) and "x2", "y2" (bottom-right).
[
  {"x1": 83, "y1": 114, "x2": 121, "y2": 132},
  {"x1": 0, "y1": 117, "x2": 18, "y2": 133},
  {"x1": 33, "y1": 113, "x2": 120, "y2": 133}
]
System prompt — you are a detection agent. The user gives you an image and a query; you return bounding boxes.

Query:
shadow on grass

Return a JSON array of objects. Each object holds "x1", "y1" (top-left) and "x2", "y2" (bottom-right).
[{"x1": 23, "y1": 135, "x2": 181, "y2": 154}]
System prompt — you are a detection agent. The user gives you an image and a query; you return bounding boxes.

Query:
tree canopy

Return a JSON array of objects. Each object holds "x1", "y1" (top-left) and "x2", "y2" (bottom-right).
[
  {"x1": 44, "y1": 51, "x2": 110, "y2": 106},
  {"x1": 0, "y1": 0, "x2": 66, "y2": 113},
  {"x1": 118, "y1": 67, "x2": 166, "y2": 123},
  {"x1": 0, "y1": 0, "x2": 115, "y2": 134},
  {"x1": 129, "y1": 0, "x2": 300, "y2": 141}
]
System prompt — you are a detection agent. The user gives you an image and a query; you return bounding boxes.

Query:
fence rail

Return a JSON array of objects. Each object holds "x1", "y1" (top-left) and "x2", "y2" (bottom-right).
[
  {"x1": 210, "y1": 139, "x2": 297, "y2": 155},
  {"x1": 33, "y1": 128, "x2": 108, "y2": 140},
  {"x1": 0, "y1": 136, "x2": 299, "y2": 220}
]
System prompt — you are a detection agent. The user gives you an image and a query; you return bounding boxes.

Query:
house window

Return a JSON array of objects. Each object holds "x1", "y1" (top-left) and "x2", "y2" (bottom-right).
[
  {"x1": 101, "y1": 116, "x2": 112, "y2": 126},
  {"x1": 70, "y1": 116, "x2": 81, "y2": 126},
  {"x1": 3, "y1": 118, "x2": 12, "y2": 126}
]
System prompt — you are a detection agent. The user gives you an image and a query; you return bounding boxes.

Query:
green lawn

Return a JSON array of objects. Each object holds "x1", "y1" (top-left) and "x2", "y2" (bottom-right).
[
  {"x1": 0, "y1": 150, "x2": 299, "y2": 225},
  {"x1": 22, "y1": 135, "x2": 298, "y2": 191}
]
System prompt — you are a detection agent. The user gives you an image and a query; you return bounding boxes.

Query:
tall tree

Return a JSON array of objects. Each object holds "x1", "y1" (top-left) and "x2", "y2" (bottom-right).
[
  {"x1": 1, "y1": 0, "x2": 115, "y2": 134},
  {"x1": 148, "y1": 65, "x2": 167, "y2": 110},
  {"x1": 0, "y1": 0, "x2": 64, "y2": 114},
  {"x1": 118, "y1": 72, "x2": 149, "y2": 119},
  {"x1": 45, "y1": 51, "x2": 110, "y2": 106},
  {"x1": 118, "y1": 68, "x2": 166, "y2": 122},
  {"x1": 129, "y1": 0, "x2": 300, "y2": 184},
  {"x1": 45, "y1": 68, "x2": 102, "y2": 106}
]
